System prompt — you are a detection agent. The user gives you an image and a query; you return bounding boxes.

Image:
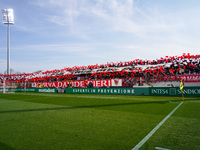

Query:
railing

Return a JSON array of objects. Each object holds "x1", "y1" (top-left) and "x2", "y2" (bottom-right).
[{"x1": 1, "y1": 74, "x2": 200, "y2": 89}]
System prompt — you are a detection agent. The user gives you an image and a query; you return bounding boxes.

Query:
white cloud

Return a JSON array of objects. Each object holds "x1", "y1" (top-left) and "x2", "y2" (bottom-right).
[
  {"x1": 33, "y1": 0, "x2": 138, "y2": 33},
  {"x1": 32, "y1": 0, "x2": 191, "y2": 39}
]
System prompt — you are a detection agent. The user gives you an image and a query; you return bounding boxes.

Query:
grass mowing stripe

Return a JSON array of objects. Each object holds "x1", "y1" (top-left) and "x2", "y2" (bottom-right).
[
  {"x1": 13, "y1": 92, "x2": 139, "y2": 100},
  {"x1": 132, "y1": 101, "x2": 183, "y2": 150},
  {"x1": 11, "y1": 93, "x2": 164, "y2": 100}
]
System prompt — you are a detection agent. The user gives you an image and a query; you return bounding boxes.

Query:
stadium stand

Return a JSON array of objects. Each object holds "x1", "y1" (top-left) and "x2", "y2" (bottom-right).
[{"x1": 0, "y1": 53, "x2": 200, "y2": 88}]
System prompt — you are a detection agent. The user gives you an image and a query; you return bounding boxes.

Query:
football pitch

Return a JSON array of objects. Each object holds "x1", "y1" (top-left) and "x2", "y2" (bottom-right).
[{"x1": 0, "y1": 93, "x2": 200, "y2": 150}]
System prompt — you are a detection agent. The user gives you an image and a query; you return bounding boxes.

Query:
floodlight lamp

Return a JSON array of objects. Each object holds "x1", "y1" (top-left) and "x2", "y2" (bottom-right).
[{"x1": 2, "y1": 9, "x2": 14, "y2": 24}]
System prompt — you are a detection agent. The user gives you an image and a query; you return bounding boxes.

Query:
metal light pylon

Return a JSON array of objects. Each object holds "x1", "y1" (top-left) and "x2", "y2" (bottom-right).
[{"x1": 2, "y1": 9, "x2": 14, "y2": 75}]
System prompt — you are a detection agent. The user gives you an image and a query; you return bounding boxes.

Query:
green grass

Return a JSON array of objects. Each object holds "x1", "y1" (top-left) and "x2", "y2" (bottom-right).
[{"x1": 0, "y1": 93, "x2": 199, "y2": 150}]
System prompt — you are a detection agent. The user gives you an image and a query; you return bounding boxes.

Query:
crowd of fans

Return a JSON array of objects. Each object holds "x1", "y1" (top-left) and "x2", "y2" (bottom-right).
[{"x1": 0, "y1": 53, "x2": 200, "y2": 84}]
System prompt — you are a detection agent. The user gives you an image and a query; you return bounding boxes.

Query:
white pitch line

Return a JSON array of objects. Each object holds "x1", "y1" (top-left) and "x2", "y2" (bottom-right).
[
  {"x1": 132, "y1": 102, "x2": 183, "y2": 150},
  {"x1": 155, "y1": 147, "x2": 170, "y2": 150}
]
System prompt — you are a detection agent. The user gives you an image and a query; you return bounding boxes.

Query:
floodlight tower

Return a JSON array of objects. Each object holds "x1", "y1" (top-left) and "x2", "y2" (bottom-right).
[{"x1": 2, "y1": 9, "x2": 14, "y2": 75}]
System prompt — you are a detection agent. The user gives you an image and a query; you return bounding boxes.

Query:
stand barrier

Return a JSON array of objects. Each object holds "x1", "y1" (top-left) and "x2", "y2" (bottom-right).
[
  {"x1": 65, "y1": 87, "x2": 200, "y2": 97},
  {"x1": 1, "y1": 87, "x2": 200, "y2": 97}
]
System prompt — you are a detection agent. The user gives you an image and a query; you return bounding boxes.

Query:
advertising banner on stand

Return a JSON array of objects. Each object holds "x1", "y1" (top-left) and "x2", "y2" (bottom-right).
[
  {"x1": 66, "y1": 87, "x2": 149, "y2": 95},
  {"x1": 149, "y1": 87, "x2": 200, "y2": 97}
]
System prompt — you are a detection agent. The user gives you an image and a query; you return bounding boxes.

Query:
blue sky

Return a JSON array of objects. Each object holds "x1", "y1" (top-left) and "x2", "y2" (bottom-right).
[{"x1": 0, "y1": 0, "x2": 200, "y2": 74}]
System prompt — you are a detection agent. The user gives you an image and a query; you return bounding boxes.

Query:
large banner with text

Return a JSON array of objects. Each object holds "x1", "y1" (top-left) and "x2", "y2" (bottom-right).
[
  {"x1": 32, "y1": 79, "x2": 122, "y2": 88},
  {"x1": 65, "y1": 87, "x2": 149, "y2": 95},
  {"x1": 179, "y1": 75, "x2": 200, "y2": 82},
  {"x1": 149, "y1": 87, "x2": 200, "y2": 97}
]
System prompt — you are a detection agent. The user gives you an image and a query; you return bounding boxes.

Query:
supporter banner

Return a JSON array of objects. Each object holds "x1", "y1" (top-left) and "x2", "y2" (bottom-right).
[
  {"x1": 152, "y1": 75, "x2": 200, "y2": 82},
  {"x1": 179, "y1": 75, "x2": 200, "y2": 82},
  {"x1": 65, "y1": 87, "x2": 149, "y2": 95},
  {"x1": 122, "y1": 77, "x2": 144, "y2": 87},
  {"x1": 31, "y1": 79, "x2": 120, "y2": 88},
  {"x1": 112, "y1": 79, "x2": 122, "y2": 86},
  {"x1": 157, "y1": 76, "x2": 177, "y2": 81}
]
